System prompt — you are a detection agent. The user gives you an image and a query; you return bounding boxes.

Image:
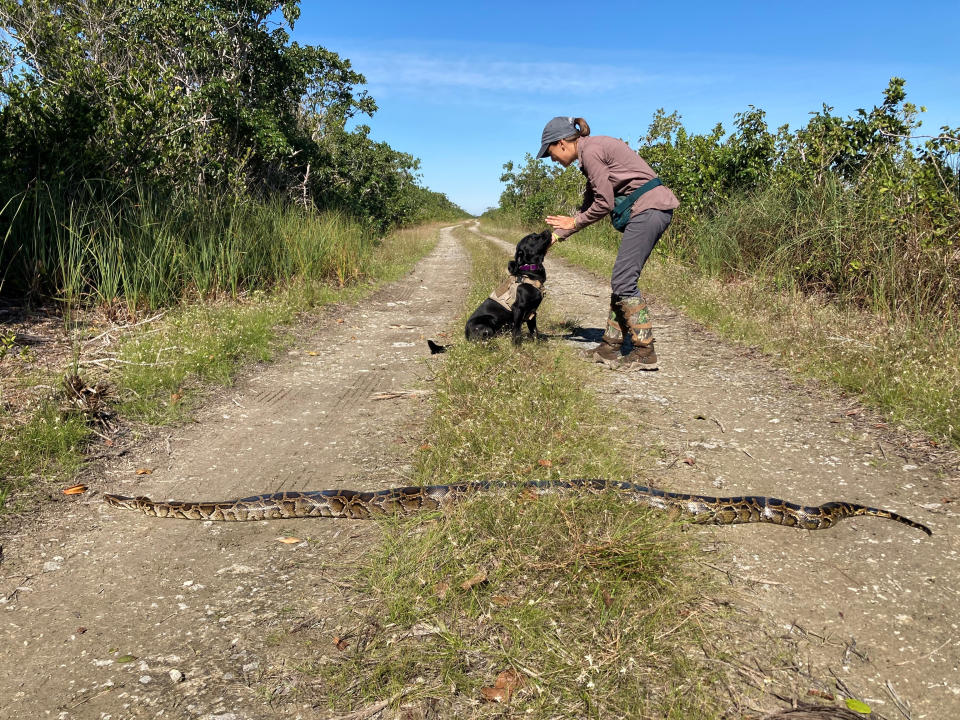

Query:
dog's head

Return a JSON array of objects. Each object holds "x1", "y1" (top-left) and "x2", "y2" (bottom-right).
[{"x1": 508, "y1": 230, "x2": 552, "y2": 278}]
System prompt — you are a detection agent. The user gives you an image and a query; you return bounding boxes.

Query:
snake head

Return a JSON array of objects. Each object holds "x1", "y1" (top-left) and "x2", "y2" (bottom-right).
[{"x1": 103, "y1": 494, "x2": 153, "y2": 511}]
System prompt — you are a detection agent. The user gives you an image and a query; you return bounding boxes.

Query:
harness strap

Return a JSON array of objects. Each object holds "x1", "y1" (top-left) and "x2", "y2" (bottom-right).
[{"x1": 489, "y1": 276, "x2": 544, "y2": 314}]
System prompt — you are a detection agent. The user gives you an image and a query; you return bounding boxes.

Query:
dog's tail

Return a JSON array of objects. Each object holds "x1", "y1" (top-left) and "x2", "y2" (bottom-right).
[{"x1": 427, "y1": 339, "x2": 448, "y2": 354}]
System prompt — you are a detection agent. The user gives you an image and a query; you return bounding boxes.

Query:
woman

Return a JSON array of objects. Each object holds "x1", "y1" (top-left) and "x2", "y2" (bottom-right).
[{"x1": 539, "y1": 116, "x2": 678, "y2": 370}]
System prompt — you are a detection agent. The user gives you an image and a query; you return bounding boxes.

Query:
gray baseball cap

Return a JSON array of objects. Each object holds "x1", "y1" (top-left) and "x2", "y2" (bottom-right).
[{"x1": 536, "y1": 116, "x2": 577, "y2": 159}]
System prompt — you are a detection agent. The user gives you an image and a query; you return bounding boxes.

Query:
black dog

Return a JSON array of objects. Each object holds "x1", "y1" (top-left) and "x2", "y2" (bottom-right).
[{"x1": 464, "y1": 230, "x2": 552, "y2": 345}]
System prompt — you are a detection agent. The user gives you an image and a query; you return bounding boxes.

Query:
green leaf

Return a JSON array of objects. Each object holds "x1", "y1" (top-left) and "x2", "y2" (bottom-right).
[
  {"x1": 845, "y1": 697, "x2": 872, "y2": 714},
  {"x1": 115, "y1": 654, "x2": 138, "y2": 663}
]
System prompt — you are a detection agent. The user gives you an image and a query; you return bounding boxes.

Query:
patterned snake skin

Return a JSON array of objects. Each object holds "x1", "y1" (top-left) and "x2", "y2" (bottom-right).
[{"x1": 103, "y1": 478, "x2": 932, "y2": 535}]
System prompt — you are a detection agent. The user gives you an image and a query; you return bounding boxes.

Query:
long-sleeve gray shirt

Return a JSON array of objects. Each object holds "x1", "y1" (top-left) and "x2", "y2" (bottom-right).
[{"x1": 555, "y1": 135, "x2": 679, "y2": 240}]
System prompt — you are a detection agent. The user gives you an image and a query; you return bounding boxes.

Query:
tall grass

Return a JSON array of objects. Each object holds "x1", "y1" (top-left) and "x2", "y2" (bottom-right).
[
  {"x1": 667, "y1": 180, "x2": 960, "y2": 324},
  {"x1": 0, "y1": 180, "x2": 374, "y2": 309},
  {"x1": 0, "y1": 218, "x2": 441, "y2": 515}
]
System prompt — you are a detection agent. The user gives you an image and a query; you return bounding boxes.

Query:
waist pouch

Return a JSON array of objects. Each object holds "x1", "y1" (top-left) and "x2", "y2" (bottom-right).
[{"x1": 610, "y1": 177, "x2": 662, "y2": 232}]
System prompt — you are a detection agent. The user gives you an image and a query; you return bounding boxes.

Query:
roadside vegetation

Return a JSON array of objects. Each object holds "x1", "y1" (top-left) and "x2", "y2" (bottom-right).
[
  {"x1": 485, "y1": 79, "x2": 960, "y2": 446},
  {"x1": 0, "y1": 0, "x2": 468, "y2": 514},
  {"x1": 275, "y1": 227, "x2": 730, "y2": 719},
  {"x1": 0, "y1": 222, "x2": 442, "y2": 513}
]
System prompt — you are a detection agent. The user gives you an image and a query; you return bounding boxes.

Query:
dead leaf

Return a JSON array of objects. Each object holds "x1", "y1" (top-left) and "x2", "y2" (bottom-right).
[
  {"x1": 170, "y1": 391, "x2": 183, "y2": 404},
  {"x1": 332, "y1": 636, "x2": 349, "y2": 651},
  {"x1": 601, "y1": 589, "x2": 613, "y2": 608},
  {"x1": 460, "y1": 569, "x2": 488, "y2": 591},
  {"x1": 276, "y1": 536, "x2": 301, "y2": 544},
  {"x1": 519, "y1": 488, "x2": 540, "y2": 502},
  {"x1": 537, "y1": 458, "x2": 552, "y2": 467},
  {"x1": 135, "y1": 468, "x2": 153, "y2": 475},
  {"x1": 62, "y1": 484, "x2": 87, "y2": 495},
  {"x1": 336, "y1": 318, "x2": 345, "y2": 323},
  {"x1": 418, "y1": 443, "x2": 432, "y2": 451},
  {"x1": 845, "y1": 408, "x2": 861, "y2": 416},
  {"x1": 480, "y1": 668, "x2": 524, "y2": 703},
  {"x1": 491, "y1": 595, "x2": 516, "y2": 606},
  {"x1": 682, "y1": 457, "x2": 696, "y2": 466},
  {"x1": 481, "y1": 686, "x2": 509, "y2": 703},
  {"x1": 434, "y1": 581, "x2": 450, "y2": 600},
  {"x1": 307, "y1": 351, "x2": 319, "y2": 356}
]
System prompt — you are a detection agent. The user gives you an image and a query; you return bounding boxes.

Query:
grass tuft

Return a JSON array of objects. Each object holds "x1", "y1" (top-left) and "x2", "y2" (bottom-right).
[{"x1": 0, "y1": 403, "x2": 89, "y2": 511}]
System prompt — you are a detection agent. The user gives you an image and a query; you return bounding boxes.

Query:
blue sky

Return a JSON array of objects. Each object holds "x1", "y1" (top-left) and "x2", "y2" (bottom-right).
[{"x1": 293, "y1": 1, "x2": 960, "y2": 215}]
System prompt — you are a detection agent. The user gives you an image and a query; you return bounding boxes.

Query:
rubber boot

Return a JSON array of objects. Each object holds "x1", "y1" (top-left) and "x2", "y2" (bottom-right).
[
  {"x1": 582, "y1": 294, "x2": 628, "y2": 367},
  {"x1": 618, "y1": 296, "x2": 658, "y2": 371}
]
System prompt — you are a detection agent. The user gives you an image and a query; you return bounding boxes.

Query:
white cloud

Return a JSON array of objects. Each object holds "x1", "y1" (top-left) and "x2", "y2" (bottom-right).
[{"x1": 348, "y1": 51, "x2": 712, "y2": 97}]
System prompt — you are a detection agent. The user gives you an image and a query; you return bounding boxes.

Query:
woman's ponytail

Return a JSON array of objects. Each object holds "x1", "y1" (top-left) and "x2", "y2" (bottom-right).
[{"x1": 562, "y1": 117, "x2": 590, "y2": 142}]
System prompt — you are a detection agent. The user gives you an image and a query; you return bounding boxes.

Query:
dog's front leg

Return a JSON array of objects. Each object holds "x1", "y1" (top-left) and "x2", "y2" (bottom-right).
[
  {"x1": 526, "y1": 314, "x2": 545, "y2": 341},
  {"x1": 511, "y1": 306, "x2": 528, "y2": 345}
]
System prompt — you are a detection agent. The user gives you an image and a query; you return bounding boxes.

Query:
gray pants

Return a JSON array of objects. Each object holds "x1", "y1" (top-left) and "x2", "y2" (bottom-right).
[{"x1": 610, "y1": 209, "x2": 673, "y2": 297}]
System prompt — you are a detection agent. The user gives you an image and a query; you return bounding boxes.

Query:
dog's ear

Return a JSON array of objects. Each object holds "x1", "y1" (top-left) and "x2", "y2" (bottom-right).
[{"x1": 508, "y1": 259, "x2": 519, "y2": 275}]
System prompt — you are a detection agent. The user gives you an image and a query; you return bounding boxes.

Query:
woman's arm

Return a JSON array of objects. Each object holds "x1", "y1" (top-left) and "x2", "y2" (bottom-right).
[
  {"x1": 574, "y1": 145, "x2": 614, "y2": 226},
  {"x1": 545, "y1": 147, "x2": 612, "y2": 240}
]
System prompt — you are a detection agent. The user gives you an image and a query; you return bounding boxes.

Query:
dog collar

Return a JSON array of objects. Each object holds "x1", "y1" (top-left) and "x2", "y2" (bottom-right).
[{"x1": 518, "y1": 263, "x2": 542, "y2": 272}]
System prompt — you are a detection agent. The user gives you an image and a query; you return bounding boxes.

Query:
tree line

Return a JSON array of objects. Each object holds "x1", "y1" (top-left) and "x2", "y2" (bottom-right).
[{"x1": 0, "y1": 0, "x2": 468, "y2": 302}]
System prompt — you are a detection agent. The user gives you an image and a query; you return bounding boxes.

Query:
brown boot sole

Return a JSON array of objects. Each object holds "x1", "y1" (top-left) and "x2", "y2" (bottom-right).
[
  {"x1": 580, "y1": 345, "x2": 622, "y2": 365},
  {"x1": 620, "y1": 359, "x2": 658, "y2": 371},
  {"x1": 618, "y1": 349, "x2": 659, "y2": 371}
]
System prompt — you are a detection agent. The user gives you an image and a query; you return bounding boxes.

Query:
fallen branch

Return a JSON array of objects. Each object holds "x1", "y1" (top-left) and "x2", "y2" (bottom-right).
[
  {"x1": 326, "y1": 687, "x2": 413, "y2": 720},
  {"x1": 83, "y1": 312, "x2": 167, "y2": 346},
  {"x1": 370, "y1": 389, "x2": 432, "y2": 401},
  {"x1": 78, "y1": 358, "x2": 176, "y2": 369}
]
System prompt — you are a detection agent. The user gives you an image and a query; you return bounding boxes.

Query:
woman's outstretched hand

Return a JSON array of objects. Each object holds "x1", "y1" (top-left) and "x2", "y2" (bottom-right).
[{"x1": 545, "y1": 214, "x2": 575, "y2": 231}]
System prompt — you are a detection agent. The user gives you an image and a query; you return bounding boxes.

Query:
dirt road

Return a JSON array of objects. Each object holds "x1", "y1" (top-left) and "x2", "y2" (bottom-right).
[{"x1": 1, "y1": 223, "x2": 957, "y2": 719}]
